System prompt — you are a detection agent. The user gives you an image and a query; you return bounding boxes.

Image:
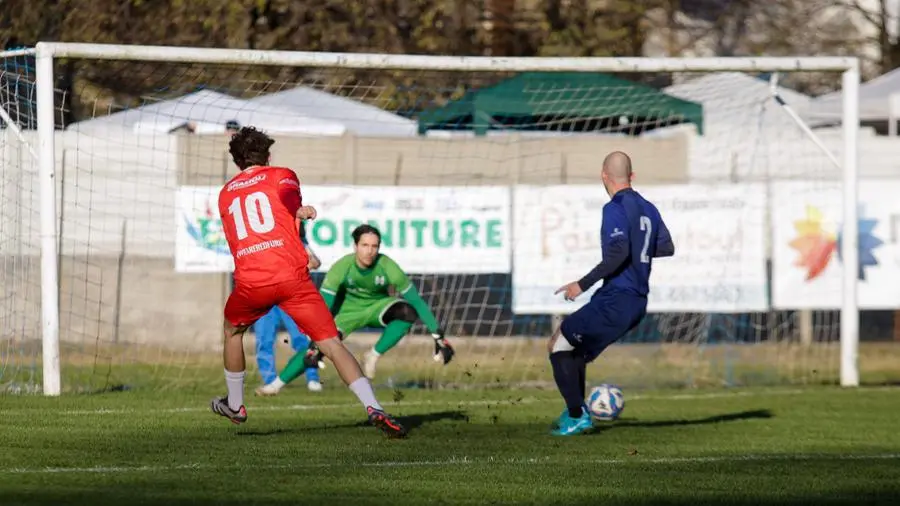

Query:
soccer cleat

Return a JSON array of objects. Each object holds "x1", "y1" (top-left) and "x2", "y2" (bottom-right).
[
  {"x1": 254, "y1": 383, "x2": 280, "y2": 397},
  {"x1": 363, "y1": 350, "x2": 379, "y2": 379},
  {"x1": 551, "y1": 403, "x2": 589, "y2": 430},
  {"x1": 550, "y1": 409, "x2": 568, "y2": 430},
  {"x1": 210, "y1": 396, "x2": 248, "y2": 425},
  {"x1": 367, "y1": 406, "x2": 407, "y2": 439},
  {"x1": 306, "y1": 380, "x2": 323, "y2": 392},
  {"x1": 550, "y1": 410, "x2": 593, "y2": 436}
]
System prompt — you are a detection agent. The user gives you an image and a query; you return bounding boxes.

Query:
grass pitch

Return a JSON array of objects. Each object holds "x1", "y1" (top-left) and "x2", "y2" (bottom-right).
[
  {"x1": 8, "y1": 339, "x2": 900, "y2": 394},
  {"x1": 1, "y1": 385, "x2": 899, "y2": 505}
]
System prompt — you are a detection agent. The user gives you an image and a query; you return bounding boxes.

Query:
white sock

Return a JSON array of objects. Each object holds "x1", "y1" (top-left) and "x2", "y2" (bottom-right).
[
  {"x1": 225, "y1": 369, "x2": 245, "y2": 411},
  {"x1": 369, "y1": 349, "x2": 381, "y2": 357},
  {"x1": 270, "y1": 377, "x2": 285, "y2": 390},
  {"x1": 348, "y1": 377, "x2": 382, "y2": 411}
]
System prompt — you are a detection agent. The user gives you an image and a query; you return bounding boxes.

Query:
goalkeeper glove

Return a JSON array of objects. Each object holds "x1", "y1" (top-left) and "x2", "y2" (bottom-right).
[
  {"x1": 431, "y1": 330, "x2": 455, "y2": 365},
  {"x1": 303, "y1": 332, "x2": 346, "y2": 369},
  {"x1": 304, "y1": 342, "x2": 327, "y2": 370}
]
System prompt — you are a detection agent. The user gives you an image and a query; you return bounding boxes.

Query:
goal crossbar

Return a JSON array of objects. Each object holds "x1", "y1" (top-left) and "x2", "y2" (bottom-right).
[
  {"x1": 28, "y1": 42, "x2": 861, "y2": 395},
  {"x1": 37, "y1": 42, "x2": 859, "y2": 73}
]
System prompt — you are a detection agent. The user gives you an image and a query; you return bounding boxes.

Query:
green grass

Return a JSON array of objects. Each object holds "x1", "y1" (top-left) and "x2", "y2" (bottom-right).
[
  {"x1": 2, "y1": 385, "x2": 899, "y2": 505},
  {"x1": 7, "y1": 340, "x2": 900, "y2": 393}
]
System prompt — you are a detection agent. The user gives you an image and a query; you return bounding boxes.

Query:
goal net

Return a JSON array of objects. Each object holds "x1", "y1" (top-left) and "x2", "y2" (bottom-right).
[
  {"x1": 1, "y1": 50, "x2": 41, "y2": 393},
  {"x1": 2, "y1": 45, "x2": 880, "y2": 395}
]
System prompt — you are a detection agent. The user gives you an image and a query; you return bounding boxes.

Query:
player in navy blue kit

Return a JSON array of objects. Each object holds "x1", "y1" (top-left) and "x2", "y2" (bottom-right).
[{"x1": 549, "y1": 151, "x2": 675, "y2": 436}]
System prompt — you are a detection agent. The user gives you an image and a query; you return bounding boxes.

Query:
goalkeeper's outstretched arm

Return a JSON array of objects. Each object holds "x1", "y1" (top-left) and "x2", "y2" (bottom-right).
[
  {"x1": 382, "y1": 256, "x2": 440, "y2": 333},
  {"x1": 382, "y1": 255, "x2": 454, "y2": 364},
  {"x1": 397, "y1": 283, "x2": 440, "y2": 334}
]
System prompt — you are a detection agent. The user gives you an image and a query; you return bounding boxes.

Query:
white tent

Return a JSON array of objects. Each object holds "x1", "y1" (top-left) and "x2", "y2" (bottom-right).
[
  {"x1": 67, "y1": 90, "x2": 235, "y2": 134},
  {"x1": 806, "y1": 67, "x2": 900, "y2": 133},
  {"x1": 664, "y1": 72, "x2": 815, "y2": 132},
  {"x1": 69, "y1": 89, "x2": 346, "y2": 136},
  {"x1": 660, "y1": 73, "x2": 837, "y2": 180},
  {"x1": 245, "y1": 86, "x2": 417, "y2": 137}
]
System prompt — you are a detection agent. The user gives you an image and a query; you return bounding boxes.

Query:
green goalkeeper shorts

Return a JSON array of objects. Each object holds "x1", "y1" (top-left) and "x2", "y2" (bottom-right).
[{"x1": 334, "y1": 297, "x2": 403, "y2": 337}]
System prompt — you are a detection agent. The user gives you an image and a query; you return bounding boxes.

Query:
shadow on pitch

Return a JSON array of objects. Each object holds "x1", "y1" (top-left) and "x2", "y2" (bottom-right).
[
  {"x1": 588, "y1": 409, "x2": 773, "y2": 434},
  {"x1": 236, "y1": 410, "x2": 468, "y2": 437}
]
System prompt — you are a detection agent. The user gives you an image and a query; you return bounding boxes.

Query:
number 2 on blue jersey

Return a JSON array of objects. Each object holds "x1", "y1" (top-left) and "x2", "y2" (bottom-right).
[{"x1": 639, "y1": 215, "x2": 651, "y2": 264}]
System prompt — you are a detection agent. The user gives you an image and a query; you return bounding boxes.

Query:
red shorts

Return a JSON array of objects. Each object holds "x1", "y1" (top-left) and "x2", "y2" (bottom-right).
[{"x1": 224, "y1": 277, "x2": 338, "y2": 342}]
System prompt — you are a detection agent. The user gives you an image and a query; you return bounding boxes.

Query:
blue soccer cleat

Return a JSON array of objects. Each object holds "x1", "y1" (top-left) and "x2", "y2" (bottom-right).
[
  {"x1": 551, "y1": 409, "x2": 593, "y2": 436},
  {"x1": 551, "y1": 409, "x2": 568, "y2": 430},
  {"x1": 551, "y1": 403, "x2": 590, "y2": 430}
]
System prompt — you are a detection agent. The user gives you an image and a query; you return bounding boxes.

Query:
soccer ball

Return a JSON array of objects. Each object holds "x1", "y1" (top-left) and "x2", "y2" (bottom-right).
[{"x1": 586, "y1": 384, "x2": 625, "y2": 421}]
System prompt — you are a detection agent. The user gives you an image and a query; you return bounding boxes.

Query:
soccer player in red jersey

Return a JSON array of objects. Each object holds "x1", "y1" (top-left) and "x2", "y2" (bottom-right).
[{"x1": 210, "y1": 126, "x2": 406, "y2": 438}]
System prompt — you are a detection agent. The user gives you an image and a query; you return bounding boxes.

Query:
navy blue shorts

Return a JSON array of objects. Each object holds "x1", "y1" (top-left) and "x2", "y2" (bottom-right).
[{"x1": 559, "y1": 290, "x2": 647, "y2": 363}]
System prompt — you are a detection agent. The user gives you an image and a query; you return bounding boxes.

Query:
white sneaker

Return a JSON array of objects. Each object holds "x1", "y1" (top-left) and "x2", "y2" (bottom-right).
[
  {"x1": 363, "y1": 350, "x2": 379, "y2": 379},
  {"x1": 254, "y1": 383, "x2": 280, "y2": 396},
  {"x1": 307, "y1": 380, "x2": 323, "y2": 392}
]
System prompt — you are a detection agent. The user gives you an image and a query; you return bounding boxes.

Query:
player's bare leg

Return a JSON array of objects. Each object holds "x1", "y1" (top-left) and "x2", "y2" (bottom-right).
[
  {"x1": 223, "y1": 320, "x2": 248, "y2": 372},
  {"x1": 315, "y1": 336, "x2": 407, "y2": 438},
  {"x1": 211, "y1": 320, "x2": 250, "y2": 424},
  {"x1": 260, "y1": 332, "x2": 340, "y2": 396},
  {"x1": 315, "y1": 336, "x2": 365, "y2": 384},
  {"x1": 547, "y1": 329, "x2": 562, "y2": 354}
]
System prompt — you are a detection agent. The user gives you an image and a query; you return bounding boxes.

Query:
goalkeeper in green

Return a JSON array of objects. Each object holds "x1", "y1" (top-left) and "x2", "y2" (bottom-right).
[{"x1": 255, "y1": 224, "x2": 454, "y2": 395}]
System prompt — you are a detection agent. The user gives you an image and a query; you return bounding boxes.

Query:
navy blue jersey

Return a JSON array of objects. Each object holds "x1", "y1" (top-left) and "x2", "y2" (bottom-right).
[{"x1": 577, "y1": 188, "x2": 674, "y2": 297}]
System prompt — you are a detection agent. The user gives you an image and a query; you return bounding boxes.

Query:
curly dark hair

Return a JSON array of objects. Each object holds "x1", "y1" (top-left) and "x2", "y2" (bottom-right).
[
  {"x1": 352, "y1": 224, "x2": 381, "y2": 245},
  {"x1": 229, "y1": 126, "x2": 274, "y2": 170}
]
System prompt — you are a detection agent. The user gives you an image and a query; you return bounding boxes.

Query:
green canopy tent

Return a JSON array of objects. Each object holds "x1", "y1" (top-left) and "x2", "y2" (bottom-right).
[{"x1": 417, "y1": 72, "x2": 703, "y2": 136}]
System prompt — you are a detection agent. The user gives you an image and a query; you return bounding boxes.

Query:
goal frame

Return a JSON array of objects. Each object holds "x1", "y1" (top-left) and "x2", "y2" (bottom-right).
[{"x1": 30, "y1": 42, "x2": 861, "y2": 395}]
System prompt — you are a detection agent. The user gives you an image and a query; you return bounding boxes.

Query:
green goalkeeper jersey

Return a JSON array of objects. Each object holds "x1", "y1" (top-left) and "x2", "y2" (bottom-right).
[{"x1": 319, "y1": 253, "x2": 441, "y2": 333}]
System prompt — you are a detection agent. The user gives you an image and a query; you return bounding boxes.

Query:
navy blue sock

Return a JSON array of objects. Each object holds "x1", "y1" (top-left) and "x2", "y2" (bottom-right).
[
  {"x1": 550, "y1": 351, "x2": 583, "y2": 418},
  {"x1": 573, "y1": 353, "x2": 587, "y2": 400}
]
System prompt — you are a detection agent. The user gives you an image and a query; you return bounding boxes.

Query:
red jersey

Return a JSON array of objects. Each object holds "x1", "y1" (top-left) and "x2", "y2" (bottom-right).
[{"x1": 218, "y1": 166, "x2": 309, "y2": 287}]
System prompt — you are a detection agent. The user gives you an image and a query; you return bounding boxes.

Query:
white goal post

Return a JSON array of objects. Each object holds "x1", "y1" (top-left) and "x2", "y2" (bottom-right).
[{"x1": 30, "y1": 42, "x2": 860, "y2": 396}]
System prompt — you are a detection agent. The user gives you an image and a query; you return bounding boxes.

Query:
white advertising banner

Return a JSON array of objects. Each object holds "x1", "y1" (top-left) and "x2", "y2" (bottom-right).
[
  {"x1": 176, "y1": 186, "x2": 234, "y2": 273},
  {"x1": 175, "y1": 185, "x2": 511, "y2": 274},
  {"x1": 771, "y1": 180, "x2": 900, "y2": 309},
  {"x1": 512, "y1": 184, "x2": 769, "y2": 314},
  {"x1": 301, "y1": 185, "x2": 510, "y2": 274}
]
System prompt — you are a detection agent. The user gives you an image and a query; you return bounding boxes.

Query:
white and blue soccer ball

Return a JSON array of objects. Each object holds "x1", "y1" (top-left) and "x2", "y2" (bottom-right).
[{"x1": 587, "y1": 384, "x2": 625, "y2": 421}]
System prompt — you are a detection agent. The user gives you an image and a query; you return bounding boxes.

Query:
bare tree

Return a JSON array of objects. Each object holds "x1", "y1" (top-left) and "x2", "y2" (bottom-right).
[
  {"x1": 830, "y1": 0, "x2": 899, "y2": 73},
  {"x1": 643, "y1": 0, "x2": 868, "y2": 93}
]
